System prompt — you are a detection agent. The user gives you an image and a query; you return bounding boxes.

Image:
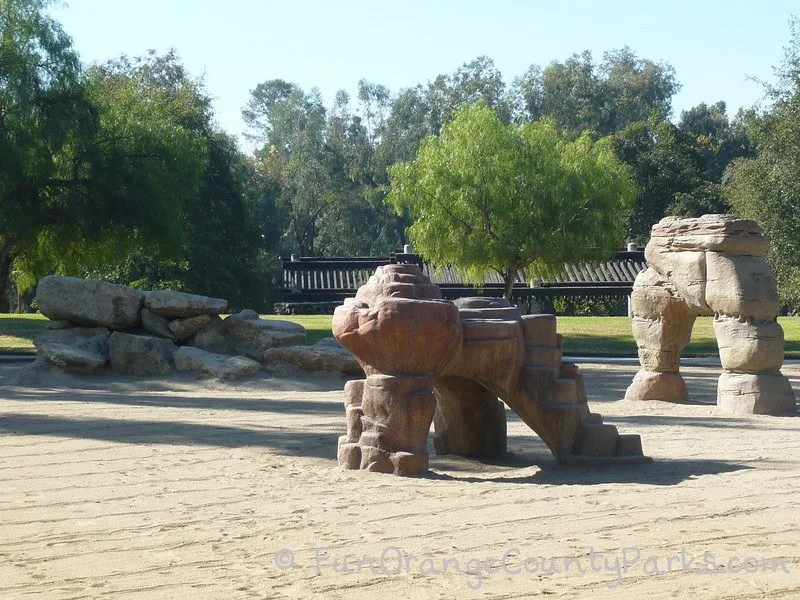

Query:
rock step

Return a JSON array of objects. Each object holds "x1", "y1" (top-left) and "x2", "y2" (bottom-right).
[
  {"x1": 616, "y1": 434, "x2": 644, "y2": 457},
  {"x1": 523, "y1": 345, "x2": 558, "y2": 369},
  {"x1": 572, "y1": 423, "x2": 619, "y2": 457},
  {"x1": 520, "y1": 314, "x2": 557, "y2": 346},
  {"x1": 559, "y1": 362, "x2": 579, "y2": 378},
  {"x1": 551, "y1": 377, "x2": 580, "y2": 404},
  {"x1": 585, "y1": 412, "x2": 603, "y2": 425}
]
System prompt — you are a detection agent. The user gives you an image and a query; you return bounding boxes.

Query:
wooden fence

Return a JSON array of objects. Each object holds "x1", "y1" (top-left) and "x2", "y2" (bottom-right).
[{"x1": 278, "y1": 250, "x2": 646, "y2": 312}]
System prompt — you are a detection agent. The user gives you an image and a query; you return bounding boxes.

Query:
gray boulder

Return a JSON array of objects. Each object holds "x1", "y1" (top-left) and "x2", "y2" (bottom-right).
[
  {"x1": 34, "y1": 326, "x2": 111, "y2": 373},
  {"x1": 168, "y1": 314, "x2": 212, "y2": 341},
  {"x1": 236, "y1": 309, "x2": 260, "y2": 320},
  {"x1": 108, "y1": 332, "x2": 176, "y2": 376},
  {"x1": 191, "y1": 311, "x2": 306, "y2": 360},
  {"x1": 36, "y1": 275, "x2": 143, "y2": 329},
  {"x1": 264, "y1": 337, "x2": 363, "y2": 374},
  {"x1": 37, "y1": 345, "x2": 107, "y2": 372},
  {"x1": 173, "y1": 347, "x2": 262, "y2": 379},
  {"x1": 140, "y1": 308, "x2": 176, "y2": 340},
  {"x1": 144, "y1": 290, "x2": 227, "y2": 318}
]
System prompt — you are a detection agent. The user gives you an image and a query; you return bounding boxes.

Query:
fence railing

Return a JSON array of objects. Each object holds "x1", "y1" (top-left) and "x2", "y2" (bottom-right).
[{"x1": 279, "y1": 250, "x2": 646, "y2": 310}]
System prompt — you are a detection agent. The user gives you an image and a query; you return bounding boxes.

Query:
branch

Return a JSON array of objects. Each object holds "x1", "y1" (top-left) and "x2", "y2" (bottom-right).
[{"x1": 419, "y1": 187, "x2": 475, "y2": 234}]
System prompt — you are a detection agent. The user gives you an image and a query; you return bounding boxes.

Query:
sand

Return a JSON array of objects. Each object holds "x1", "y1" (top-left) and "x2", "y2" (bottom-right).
[{"x1": 1, "y1": 361, "x2": 799, "y2": 599}]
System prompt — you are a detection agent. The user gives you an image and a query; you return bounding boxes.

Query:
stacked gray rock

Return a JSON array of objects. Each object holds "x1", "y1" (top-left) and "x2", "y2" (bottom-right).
[
  {"x1": 30, "y1": 276, "x2": 324, "y2": 379},
  {"x1": 626, "y1": 215, "x2": 796, "y2": 415}
]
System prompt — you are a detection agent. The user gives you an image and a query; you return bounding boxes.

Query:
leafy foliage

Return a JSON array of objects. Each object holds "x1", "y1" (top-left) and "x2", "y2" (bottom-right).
[
  {"x1": 387, "y1": 103, "x2": 637, "y2": 297},
  {"x1": 511, "y1": 48, "x2": 679, "y2": 135},
  {"x1": 614, "y1": 104, "x2": 753, "y2": 242},
  {"x1": 725, "y1": 18, "x2": 800, "y2": 307},
  {"x1": 83, "y1": 52, "x2": 276, "y2": 309},
  {"x1": 1, "y1": 1, "x2": 207, "y2": 307}
]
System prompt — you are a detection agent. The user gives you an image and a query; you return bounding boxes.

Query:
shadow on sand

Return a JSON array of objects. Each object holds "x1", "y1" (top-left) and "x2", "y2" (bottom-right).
[
  {"x1": 0, "y1": 413, "x2": 340, "y2": 459},
  {"x1": 426, "y1": 450, "x2": 754, "y2": 487}
]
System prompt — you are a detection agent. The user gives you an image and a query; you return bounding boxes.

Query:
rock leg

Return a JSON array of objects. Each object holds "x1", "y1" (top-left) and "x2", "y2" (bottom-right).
[
  {"x1": 625, "y1": 269, "x2": 695, "y2": 402},
  {"x1": 343, "y1": 373, "x2": 436, "y2": 476},
  {"x1": 713, "y1": 316, "x2": 796, "y2": 415},
  {"x1": 432, "y1": 376, "x2": 507, "y2": 458}
]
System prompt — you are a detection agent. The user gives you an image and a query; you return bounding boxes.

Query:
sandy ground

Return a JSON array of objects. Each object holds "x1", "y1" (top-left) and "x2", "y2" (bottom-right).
[{"x1": 0, "y1": 360, "x2": 799, "y2": 600}]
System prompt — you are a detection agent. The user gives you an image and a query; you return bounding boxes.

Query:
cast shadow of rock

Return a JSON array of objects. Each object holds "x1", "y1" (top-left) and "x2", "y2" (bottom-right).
[
  {"x1": 426, "y1": 452, "x2": 753, "y2": 486},
  {"x1": 0, "y1": 413, "x2": 339, "y2": 459},
  {"x1": 0, "y1": 385, "x2": 344, "y2": 416},
  {"x1": 426, "y1": 429, "x2": 754, "y2": 486}
]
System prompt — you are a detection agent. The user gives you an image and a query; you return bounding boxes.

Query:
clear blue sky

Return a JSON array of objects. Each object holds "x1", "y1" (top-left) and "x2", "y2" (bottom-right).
[{"x1": 51, "y1": 0, "x2": 797, "y2": 143}]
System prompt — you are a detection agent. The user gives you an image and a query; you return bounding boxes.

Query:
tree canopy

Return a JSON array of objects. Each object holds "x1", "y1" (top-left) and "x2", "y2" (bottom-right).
[
  {"x1": 1, "y1": 0, "x2": 207, "y2": 309},
  {"x1": 386, "y1": 103, "x2": 637, "y2": 297},
  {"x1": 725, "y1": 18, "x2": 800, "y2": 307},
  {"x1": 4, "y1": 0, "x2": 797, "y2": 312}
]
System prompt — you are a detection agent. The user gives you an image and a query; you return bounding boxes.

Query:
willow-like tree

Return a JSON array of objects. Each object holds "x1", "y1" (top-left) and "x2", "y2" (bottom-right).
[
  {"x1": 1, "y1": 0, "x2": 207, "y2": 308},
  {"x1": 387, "y1": 103, "x2": 636, "y2": 298}
]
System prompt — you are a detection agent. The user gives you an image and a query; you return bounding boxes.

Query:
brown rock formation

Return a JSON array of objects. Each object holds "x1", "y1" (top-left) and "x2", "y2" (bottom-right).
[
  {"x1": 333, "y1": 264, "x2": 650, "y2": 476},
  {"x1": 626, "y1": 214, "x2": 796, "y2": 415}
]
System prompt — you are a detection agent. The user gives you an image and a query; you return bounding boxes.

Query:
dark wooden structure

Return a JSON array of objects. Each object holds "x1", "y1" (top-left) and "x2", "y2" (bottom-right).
[{"x1": 279, "y1": 250, "x2": 647, "y2": 312}]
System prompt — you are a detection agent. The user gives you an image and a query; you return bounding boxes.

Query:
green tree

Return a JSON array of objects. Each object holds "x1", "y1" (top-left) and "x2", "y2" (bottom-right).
[
  {"x1": 245, "y1": 79, "x2": 407, "y2": 257},
  {"x1": 615, "y1": 102, "x2": 754, "y2": 243},
  {"x1": 512, "y1": 48, "x2": 679, "y2": 135},
  {"x1": 89, "y1": 51, "x2": 275, "y2": 309},
  {"x1": 1, "y1": 1, "x2": 206, "y2": 309},
  {"x1": 387, "y1": 103, "x2": 637, "y2": 298},
  {"x1": 726, "y1": 18, "x2": 800, "y2": 307}
]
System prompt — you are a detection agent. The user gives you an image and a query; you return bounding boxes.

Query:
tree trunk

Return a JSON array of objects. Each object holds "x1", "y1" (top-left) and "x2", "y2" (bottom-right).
[
  {"x1": 0, "y1": 243, "x2": 15, "y2": 313},
  {"x1": 502, "y1": 269, "x2": 516, "y2": 301}
]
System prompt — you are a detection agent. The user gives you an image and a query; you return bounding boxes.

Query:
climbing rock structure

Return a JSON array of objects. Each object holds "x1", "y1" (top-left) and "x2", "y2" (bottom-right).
[
  {"x1": 332, "y1": 264, "x2": 650, "y2": 476},
  {"x1": 626, "y1": 214, "x2": 796, "y2": 415}
]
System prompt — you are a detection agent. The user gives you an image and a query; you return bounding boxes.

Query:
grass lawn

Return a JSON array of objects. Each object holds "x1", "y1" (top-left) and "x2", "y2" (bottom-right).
[{"x1": 2, "y1": 313, "x2": 800, "y2": 358}]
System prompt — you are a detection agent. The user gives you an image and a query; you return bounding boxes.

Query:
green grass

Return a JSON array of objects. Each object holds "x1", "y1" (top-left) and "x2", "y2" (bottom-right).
[
  {"x1": 555, "y1": 316, "x2": 800, "y2": 358},
  {"x1": 265, "y1": 314, "x2": 334, "y2": 346},
  {"x1": 3, "y1": 313, "x2": 800, "y2": 358},
  {"x1": 0, "y1": 314, "x2": 50, "y2": 354}
]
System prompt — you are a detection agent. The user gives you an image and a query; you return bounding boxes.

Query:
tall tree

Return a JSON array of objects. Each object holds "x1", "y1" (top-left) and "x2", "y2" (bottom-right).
[
  {"x1": 1, "y1": 1, "x2": 206, "y2": 308},
  {"x1": 725, "y1": 18, "x2": 800, "y2": 307},
  {"x1": 387, "y1": 103, "x2": 636, "y2": 298},
  {"x1": 88, "y1": 51, "x2": 275, "y2": 308},
  {"x1": 512, "y1": 48, "x2": 679, "y2": 135},
  {"x1": 615, "y1": 102, "x2": 755, "y2": 242}
]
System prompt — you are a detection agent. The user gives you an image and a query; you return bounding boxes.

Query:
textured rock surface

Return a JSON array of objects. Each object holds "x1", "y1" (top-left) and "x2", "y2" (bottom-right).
[
  {"x1": 34, "y1": 327, "x2": 111, "y2": 373},
  {"x1": 191, "y1": 312, "x2": 306, "y2": 359},
  {"x1": 627, "y1": 214, "x2": 795, "y2": 415},
  {"x1": 334, "y1": 264, "x2": 649, "y2": 476},
  {"x1": 263, "y1": 338, "x2": 362, "y2": 374},
  {"x1": 36, "y1": 276, "x2": 143, "y2": 329},
  {"x1": 717, "y1": 372, "x2": 796, "y2": 415},
  {"x1": 108, "y1": 332, "x2": 176, "y2": 376},
  {"x1": 140, "y1": 308, "x2": 176, "y2": 340},
  {"x1": 168, "y1": 314, "x2": 212, "y2": 341},
  {"x1": 144, "y1": 290, "x2": 227, "y2": 318},
  {"x1": 173, "y1": 347, "x2": 261, "y2": 379}
]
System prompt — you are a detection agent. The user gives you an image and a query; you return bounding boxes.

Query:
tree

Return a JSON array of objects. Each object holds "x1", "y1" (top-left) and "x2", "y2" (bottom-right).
[
  {"x1": 1, "y1": 1, "x2": 206, "y2": 308},
  {"x1": 245, "y1": 79, "x2": 408, "y2": 257},
  {"x1": 386, "y1": 103, "x2": 637, "y2": 298},
  {"x1": 612, "y1": 102, "x2": 755, "y2": 243},
  {"x1": 511, "y1": 48, "x2": 679, "y2": 135},
  {"x1": 725, "y1": 18, "x2": 800, "y2": 307},
  {"x1": 88, "y1": 51, "x2": 275, "y2": 309}
]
